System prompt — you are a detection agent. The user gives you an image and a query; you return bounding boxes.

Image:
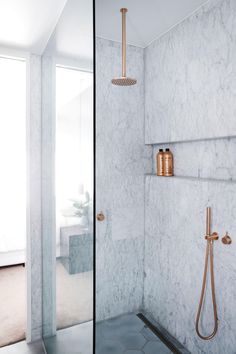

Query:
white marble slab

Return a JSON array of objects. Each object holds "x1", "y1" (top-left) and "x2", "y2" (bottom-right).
[
  {"x1": 145, "y1": 0, "x2": 236, "y2": 144},
  {"x1": 41, "y1": 56, "x2": 56, "y2": 338},
  {"x1": 28, "y1": 54, "x2": 42, "y2": 341},
  {"x1": 96, "y1": 38, "x2": 152, "y2": 321},
  {"x1": 144, "y1": 175, "x2": 236, "y2": 354},
  {"x1": 152, "y1": 137, "x2": 236, "y2": 181}
]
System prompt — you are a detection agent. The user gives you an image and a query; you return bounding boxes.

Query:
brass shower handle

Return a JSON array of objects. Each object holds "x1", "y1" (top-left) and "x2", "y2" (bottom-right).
[
  {"x1": 222, "y1": 232, "x2": 232, "y2": 244},
  {"x1": 96, "y1": 211, "x2": 105, "y2": 222}
]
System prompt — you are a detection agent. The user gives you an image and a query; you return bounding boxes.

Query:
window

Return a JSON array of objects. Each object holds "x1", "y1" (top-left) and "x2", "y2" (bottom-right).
[{"x1": 0, "y1": 57, "x2": 26, "y2": 258}]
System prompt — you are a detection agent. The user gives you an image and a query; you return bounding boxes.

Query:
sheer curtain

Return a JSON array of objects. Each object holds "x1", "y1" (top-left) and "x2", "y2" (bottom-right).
[{"x1": 0, "y1": 57, "x2": 26, "y2": 253}]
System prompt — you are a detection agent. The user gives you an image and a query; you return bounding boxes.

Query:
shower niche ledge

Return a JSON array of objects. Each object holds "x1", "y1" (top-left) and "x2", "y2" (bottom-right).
[{"x1": 145, "y1": 174, "x2": 236, "y2": 184}]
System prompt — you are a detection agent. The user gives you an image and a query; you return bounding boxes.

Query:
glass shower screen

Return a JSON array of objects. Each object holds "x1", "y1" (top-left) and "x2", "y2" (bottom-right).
[{"x1": 41, "y1": 1, "x2": 94, "y2": 353}]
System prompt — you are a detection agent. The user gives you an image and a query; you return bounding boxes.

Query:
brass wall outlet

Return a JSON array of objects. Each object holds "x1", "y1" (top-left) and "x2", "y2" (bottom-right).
[
  {"x1": 96, "y1": 211, "x2": 105, "y2": 222},
  {"x1": 221, "y1": 232, "x2": 232, "y2": 245}
]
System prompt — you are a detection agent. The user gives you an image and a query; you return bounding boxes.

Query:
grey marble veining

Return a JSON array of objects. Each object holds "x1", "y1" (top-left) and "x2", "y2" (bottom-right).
[
  {"x1": 28, "y1": 54, "x2": 43, "y2": 341},
  {"x1": 144, "y1": 176, "x2": 236, "y2": 354},
  {"x1": 96, "y1": 38, "x2": 152, "y2": 321},
  {"x1": 152, "y1": 137, "x2": 236, "y2": 181},
  {"x1": 60, "y1": 228, "x2": 93, "y2": 274},
  {"x1": 41, "y1": 56, "x2": 56, "y2": 338},
  {"x1": 145, "y1": 0, "x2": 236, "y2": 144}
]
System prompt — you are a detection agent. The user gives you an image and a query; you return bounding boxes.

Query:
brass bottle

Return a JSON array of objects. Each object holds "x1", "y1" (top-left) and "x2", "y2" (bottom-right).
[
  {"x1": 164, "y1": 148, "x2": 173, "y2": 176},
  {"x1": 156, "y1": 149, "x2": 164, "y2": 176}
]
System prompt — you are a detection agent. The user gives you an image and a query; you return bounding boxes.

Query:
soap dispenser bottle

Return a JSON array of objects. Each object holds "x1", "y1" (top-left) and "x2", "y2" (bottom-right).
[
  {"x1": 164, "y1": 148, "x2": 174, "y2": 176},
  {"x1": 156, "y1": 149, "x2": 164, "y2": 176}
]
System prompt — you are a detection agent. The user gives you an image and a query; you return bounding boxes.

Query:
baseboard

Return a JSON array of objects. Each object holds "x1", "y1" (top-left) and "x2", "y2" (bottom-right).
[{"x1": 0, "y1": 250, "x2": 25, "y2": 267}]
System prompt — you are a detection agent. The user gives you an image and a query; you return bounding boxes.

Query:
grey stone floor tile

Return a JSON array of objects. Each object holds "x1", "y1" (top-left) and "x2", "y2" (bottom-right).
[
  {"x1": 97, "y1": 313, "x2": 146, "y2": 343},
  {"x1": 121, "y1": 332, "x2": 146, "y2": 350},
  {"x1": 96, "y1": 313, "x2": 173, "y2": 354},
  {"x1": 44, "y1": 321, "x2": 92, "y2": 354},
  {"x1": 96, "y1": 339, "x2": 124, "y2": 354},
  {"x1": 141, "y1": 326, "x2": 160, "y2": 341},
  {"x1": 104, "y1": 313, "x2": 145, "y2": 332},
  {"x1": 97, "y1": 322, "x2": 132, "y2": 340},
  {"x1": 143, "y1": 341, "x2": 171, "y2": 354}
]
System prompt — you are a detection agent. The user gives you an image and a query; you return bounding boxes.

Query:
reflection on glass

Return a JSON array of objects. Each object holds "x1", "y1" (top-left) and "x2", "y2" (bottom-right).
[
  {"x1": 56, "y1": 67, "x2": 93, "y2": 330},
  {"x1": 41, "y1": 0, "x2": 94, "y2": 352}
]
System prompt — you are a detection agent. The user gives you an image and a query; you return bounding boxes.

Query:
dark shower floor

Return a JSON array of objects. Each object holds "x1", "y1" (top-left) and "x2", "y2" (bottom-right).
[{"x1": 96, "y1": 313, "x2": 173, "y2": 354}]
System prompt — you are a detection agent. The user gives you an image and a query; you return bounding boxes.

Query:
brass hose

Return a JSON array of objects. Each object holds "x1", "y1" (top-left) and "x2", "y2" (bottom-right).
[{"x1": 195, "y1": 239, "x2": 218, "y2": 340}]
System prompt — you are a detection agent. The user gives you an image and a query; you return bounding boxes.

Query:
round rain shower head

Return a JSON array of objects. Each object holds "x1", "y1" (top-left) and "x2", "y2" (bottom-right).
[
  {"x1": 111, "y1": 76, "x2": 137, "y2": 86},
  {"x1": 112, "y1": 8, "x2": 137, "y2": 86}
]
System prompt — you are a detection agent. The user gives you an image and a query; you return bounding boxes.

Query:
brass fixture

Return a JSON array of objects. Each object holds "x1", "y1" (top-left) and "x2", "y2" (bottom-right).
[
  {"x1": 196, "y1": 207, "x2": 218, "y2": 340},
  {"x1": 205, "y1": 232, "x2": 219, "y2": 241},
  {"x1": 96, "y1": 211, "x2": 105, "y2": 222},
  {"x1": 111, "y1": 8, "x2": 137, "y2": 86},
  {"x1": 156, "y1": 149, "x2": 164, "y2": 176},
  {"x1": 163, "y1": 148, "x2": 174, "y2": 176},
  {"x1": 222, "y1": 232, "x2": 232, "y2": 245}
]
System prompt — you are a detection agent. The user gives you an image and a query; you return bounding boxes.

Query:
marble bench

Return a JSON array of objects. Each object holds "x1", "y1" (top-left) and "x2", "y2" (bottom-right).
[{"x1": 60, "y1": 225, "x2": 93, "y2": 274}]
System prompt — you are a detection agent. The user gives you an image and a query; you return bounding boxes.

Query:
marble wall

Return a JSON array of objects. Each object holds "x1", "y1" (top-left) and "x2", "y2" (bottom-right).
[
  {"x1": 27, "y1": 54, "x2": 42, "y2": 341},
  {"x1": 145, "y1": 0, "x2": 236, "y2": 144},
  {"x1": 152, "y1": 137, "x2": 236, "y2": 181},
  {"x1": 143, "y1": 0, "x2": 236, "y2": 353},
  {"x1": 144, "y1": 176, "x2": 236, "y2": 354},
  {"x1": 96, "y1": 38, "x2": 152, "y2": 321},
  {"x1": 41, "y1": 56, "x2": 56, "y2": 338}
]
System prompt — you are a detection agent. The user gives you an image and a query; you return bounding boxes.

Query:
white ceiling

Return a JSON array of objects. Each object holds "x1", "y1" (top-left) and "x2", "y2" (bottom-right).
[
  {"x1": 0, "y1": 0, "x2": 209, "y2": 55},
  {"x1": 96, "y1": 0, "x2": 209, "y2": 48},
  {"x1": 0, "y1": 0, "x2": 68, "y2": 54},
  {"x1": 44, "y1": 0, "x2": 93, "y2": 64}
]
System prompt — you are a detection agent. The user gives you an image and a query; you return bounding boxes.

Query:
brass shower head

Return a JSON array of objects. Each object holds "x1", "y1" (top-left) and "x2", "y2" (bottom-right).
[
  {"x1": 111, "y1": 8, "x2": 137, "y2": 86},
  {"x1": 111, "y1": 76, "x2": 137, "y2": 86}
]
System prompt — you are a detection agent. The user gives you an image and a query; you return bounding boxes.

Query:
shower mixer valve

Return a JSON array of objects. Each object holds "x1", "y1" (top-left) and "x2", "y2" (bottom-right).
[{"x1": 205, "y1": 232, "x2": 219, "y2": 241}]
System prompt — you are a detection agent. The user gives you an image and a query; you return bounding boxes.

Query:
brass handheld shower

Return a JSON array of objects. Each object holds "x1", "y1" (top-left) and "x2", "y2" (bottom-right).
[
  {"x1": 195, "y1": 207, "x2": 218, "y2": 340},
  {"x1": 111, "y1": 8, "x2": 137, "y2": 86}
]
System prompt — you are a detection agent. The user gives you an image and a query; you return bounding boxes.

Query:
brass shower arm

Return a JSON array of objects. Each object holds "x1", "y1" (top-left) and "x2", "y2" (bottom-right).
[
  {"x1": 111, "y1": 8, "x2": 137, "y2": 85},
  {"x1": 121, "y1": 8, "x2": 127, "y2": 78}
]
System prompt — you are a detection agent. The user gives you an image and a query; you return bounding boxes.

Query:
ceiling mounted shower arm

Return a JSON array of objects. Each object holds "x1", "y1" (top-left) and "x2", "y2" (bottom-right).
[
  {"x1": 121, "y1": 8, "x2": 127, "y2": 78},
  {"x1": 111, "y1": 7, "x2": 136, "y2": 86}
]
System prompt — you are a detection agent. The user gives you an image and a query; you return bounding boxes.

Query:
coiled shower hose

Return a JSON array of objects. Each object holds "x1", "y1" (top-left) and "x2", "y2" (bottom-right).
[{"x1": 195, "y1": 238, "x2": 218, "y2": 340}]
